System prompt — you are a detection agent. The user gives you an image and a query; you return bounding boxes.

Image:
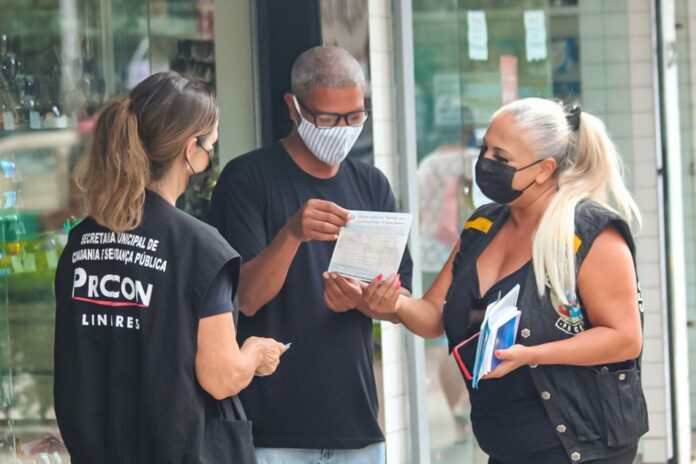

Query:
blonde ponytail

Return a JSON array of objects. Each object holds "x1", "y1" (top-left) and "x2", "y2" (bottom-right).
[
  {"x1": 74, "y1": 97, "x2": 149, "y2": 232},
  {"x1": 534, "y1": 110, "x2": 641, "y2": 304},
  {"x1": 499, "y1": 98, "x2": 641, "y2": 304}
]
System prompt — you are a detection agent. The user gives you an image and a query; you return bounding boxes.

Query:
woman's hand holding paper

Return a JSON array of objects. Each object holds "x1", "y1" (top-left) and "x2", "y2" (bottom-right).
[{"x1": 360, "y1": 274, "x2": 401, "y2": 315}]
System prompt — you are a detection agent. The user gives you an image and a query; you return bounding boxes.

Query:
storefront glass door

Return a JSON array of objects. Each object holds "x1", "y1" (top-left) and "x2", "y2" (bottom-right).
[
  {"x1": 411, "y1": 1, "x2": 644, "y2": 462},
  {"x1": 0, "y1": 1, "x2": 219, "y2": 461}
]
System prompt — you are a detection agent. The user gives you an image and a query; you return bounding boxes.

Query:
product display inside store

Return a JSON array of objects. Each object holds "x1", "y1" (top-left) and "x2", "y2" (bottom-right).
[{"x1": 0, "y1": 1, "x2": 217, "y2": 461}]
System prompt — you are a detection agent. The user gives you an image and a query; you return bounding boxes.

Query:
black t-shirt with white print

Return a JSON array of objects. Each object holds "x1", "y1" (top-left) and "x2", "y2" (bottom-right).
[{"x1": 54, "y1": 190, "x2": 240, "y2": 464}]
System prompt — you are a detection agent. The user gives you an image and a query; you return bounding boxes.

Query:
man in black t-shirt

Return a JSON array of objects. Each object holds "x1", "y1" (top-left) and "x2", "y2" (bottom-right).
[{"x1": 209, "y1": 46, "x2": 413, "y2": 463}]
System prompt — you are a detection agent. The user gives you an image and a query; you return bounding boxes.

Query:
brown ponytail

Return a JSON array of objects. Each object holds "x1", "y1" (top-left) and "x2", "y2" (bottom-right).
[
  {"x1": 74, "y1": 97, "x2": 149, "y2": 232},
  {"x1": 74, "y1": 71, "x2": 218, "y2": 232}
]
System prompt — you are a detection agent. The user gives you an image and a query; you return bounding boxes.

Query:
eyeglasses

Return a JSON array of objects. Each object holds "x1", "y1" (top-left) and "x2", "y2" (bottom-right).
[
  {"x1": 296, "y1": 98, "x2": 370, "y2": 129},
  {"x1": 196, "y1": 137, "x2": 215, "y2": 162}
]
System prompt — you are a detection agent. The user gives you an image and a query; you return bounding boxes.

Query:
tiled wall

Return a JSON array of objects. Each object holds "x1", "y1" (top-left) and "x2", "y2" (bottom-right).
[
  {"x1": 370, "y1": 0, "x2": 398, "y2": 187},
  {"x1": 580, "y1": 1, "x2": 671, "y2": 462},
  {"x1": 369, "y1": 0, "x2": 413, "y2": 463},
  {"x1": 678, "y1": 0, "x2": 696, "y2": 443}
]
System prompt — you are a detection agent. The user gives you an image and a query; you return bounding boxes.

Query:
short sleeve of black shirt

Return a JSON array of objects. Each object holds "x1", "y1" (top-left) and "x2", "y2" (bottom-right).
[
  {"x1": 199, "y1": 261, "x2": 238, "y2": 319},
  {"x1": 208, "y1": 157, "x2": 267, "y2": 262}
]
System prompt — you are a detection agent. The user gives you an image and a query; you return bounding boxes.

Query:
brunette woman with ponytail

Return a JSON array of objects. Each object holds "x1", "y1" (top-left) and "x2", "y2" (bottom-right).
[
  {"x1": 362, "y1": 98, "x2": 648, "y2": 463},
  {"x1": 54, "y1": 72, "x2": 285, "y2": 464}
]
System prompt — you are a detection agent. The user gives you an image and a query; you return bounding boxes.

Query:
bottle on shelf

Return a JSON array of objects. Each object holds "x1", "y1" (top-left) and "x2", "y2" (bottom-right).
[
  {"x1": 0, "y1": 159, "x2": 17, "y2": 209},
  {"x1": 0, "y1": 34, "x2": 8, "y2": 60},
  {"x1": 1, "y1": 100, "x2": 15, "y2": 132},
  {"x1": 0, "y1": 214, "x2": 24, "y2": 275},
  {"x1": 25, "y1": 76, "x2": 41, "y2": 130}
]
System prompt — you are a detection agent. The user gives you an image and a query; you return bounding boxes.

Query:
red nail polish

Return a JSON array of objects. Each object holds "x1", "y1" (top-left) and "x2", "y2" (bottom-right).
[{"x1": 376, "y1": 274, "x2": 383, "y2": 281}]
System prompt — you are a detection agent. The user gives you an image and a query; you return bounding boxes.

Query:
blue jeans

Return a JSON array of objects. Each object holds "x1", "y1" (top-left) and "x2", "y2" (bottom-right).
[{"x1": 255, "y1": 442, "x2": 385, "y2": 464}]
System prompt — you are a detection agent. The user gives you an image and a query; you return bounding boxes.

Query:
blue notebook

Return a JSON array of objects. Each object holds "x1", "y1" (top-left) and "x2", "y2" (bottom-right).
[{"x1": 471, "y1": 284, "x2": 521, "y2": 388}]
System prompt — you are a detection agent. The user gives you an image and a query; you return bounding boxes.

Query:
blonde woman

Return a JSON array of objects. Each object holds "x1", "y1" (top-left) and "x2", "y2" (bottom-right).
[{"x1": 362, "y1": 98, "x2": 648, "y2": 463}]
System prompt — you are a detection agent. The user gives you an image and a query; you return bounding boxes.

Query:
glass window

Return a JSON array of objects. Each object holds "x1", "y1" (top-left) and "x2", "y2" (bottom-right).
[
  {"x1": 675, "y1": 0, "x2": 696, "y2": 456},
  {"x1": 0, "y1": 1, "x2": 220, "y2": 460},
  {"x1": 413, "y1": 1, "x2": 643, "y2": 462}
]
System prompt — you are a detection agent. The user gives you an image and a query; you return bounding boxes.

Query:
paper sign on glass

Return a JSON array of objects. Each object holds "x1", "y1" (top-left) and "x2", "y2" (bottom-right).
[
  {"x1": 524, "y1": 10, "x2": 548, "y2": 61},
  {"x1": 328, "y1": 211, "x2": 412, "y2": 282},
  {"x1": 467, "y1": 11, "x2": 488, "y2": 61},
  {"x1": 500, "y1": 55, "x2": 519, "y2": 104}
]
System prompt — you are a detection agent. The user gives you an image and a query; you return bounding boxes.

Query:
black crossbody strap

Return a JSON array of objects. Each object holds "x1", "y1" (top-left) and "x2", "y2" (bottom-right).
[{"x1": 232, "y1": 395, "x2": 248, "y2": 421}]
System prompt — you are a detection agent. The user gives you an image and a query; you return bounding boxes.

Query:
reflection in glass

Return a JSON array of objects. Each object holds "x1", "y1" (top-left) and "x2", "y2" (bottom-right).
[
  {"x1": 320, "y1": 0, "x2": 374, "y2": 165},
  {"x1": 413, "y1": 0, "x2": 578, "y2": 461},
  {"x1": 0, "y1": 0, "x2": 221, "y2": 461}
]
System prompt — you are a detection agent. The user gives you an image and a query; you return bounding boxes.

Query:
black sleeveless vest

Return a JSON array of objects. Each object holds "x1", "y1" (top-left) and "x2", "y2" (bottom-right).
[
  {"x1": 450, "y1": 201, "x2": 649, "y2": 463},
  {"x1": 54, "y1": 191, "x2": 246, "y2": 463}
]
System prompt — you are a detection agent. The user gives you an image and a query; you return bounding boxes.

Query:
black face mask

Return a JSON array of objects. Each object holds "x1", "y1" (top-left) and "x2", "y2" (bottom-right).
[
  {"x1": 186, "y1": 140, "x2": 214, "y2": 188},
  {"x1": 187, "y1": 158, "x2": 212, "y2": 187},
  {"x1": 474, "y1": 148, "x2": 543, "y2": 204}
]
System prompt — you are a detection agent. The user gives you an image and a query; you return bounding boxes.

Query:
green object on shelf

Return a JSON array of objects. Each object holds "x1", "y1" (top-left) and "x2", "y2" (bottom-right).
[
  {"x1": 0, "y1": 211, "x2": 40, "y2": 241},
  {"x1": 62, "y1": 217, "x2": 81, "y2": 233}
]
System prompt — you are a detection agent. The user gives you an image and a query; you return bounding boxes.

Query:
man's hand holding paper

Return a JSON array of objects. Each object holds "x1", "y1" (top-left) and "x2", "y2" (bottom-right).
[
  {"x1": 322, "y1": 272, "x2": 363, "y2": 313},
  {"x1": 286, "y1": 199, "x2": 350, "y2": 242}
]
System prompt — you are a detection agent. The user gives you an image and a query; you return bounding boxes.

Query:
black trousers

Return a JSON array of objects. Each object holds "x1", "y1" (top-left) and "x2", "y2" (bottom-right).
[{"x1": 487, "y1": 444, "x2": 637, "y2": 464}]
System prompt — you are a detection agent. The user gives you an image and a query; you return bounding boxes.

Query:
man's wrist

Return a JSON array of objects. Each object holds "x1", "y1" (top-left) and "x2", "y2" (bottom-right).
[
  {"x1": 355, "y1": 300, "x2": 369, "y2": 315},
  {"x1": 280, "y1": 223, "x2": 302, "y2": 246}
]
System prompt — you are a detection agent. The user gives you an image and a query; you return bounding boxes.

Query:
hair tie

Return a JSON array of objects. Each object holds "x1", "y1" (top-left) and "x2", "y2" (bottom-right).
[{"x1": 565, "y1": 104, "x2": 581, "y2": 132}]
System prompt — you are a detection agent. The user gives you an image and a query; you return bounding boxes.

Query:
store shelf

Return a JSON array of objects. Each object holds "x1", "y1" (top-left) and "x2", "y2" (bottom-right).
[
  {"x1": 138, "y1": 16, "x2": 213, "y2": 41},
  {"x1": 0, "y1": 130, "x2": 78, "y2": 153}
]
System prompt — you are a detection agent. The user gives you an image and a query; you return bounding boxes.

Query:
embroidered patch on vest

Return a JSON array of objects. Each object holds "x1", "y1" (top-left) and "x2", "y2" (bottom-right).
[{"x1": 551, "y1": 291, "x2": 585, "y2": 335}]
